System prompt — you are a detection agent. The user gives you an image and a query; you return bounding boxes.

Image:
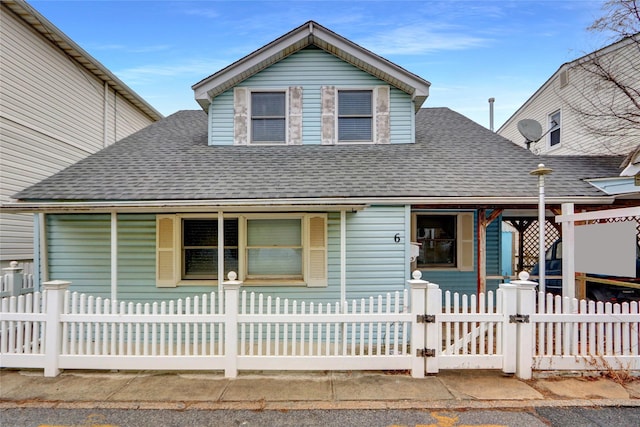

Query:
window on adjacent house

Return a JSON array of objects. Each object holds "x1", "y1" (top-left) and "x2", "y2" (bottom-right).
[
  {"x1": 156, "y1": 214, "x2": 327, "y2": 287},
  {"x1": 412, "y1": 213, "x2": 474, "y2": 271},
  {"x1": 549, "y1": 111, "x2": 561, "y2": 147},
  {"x1": 338, "y1": 90, "x2": 372, "y2": 142},
  {"x1": 251, "y1": 91, "x2": 286, "y2": 143}
]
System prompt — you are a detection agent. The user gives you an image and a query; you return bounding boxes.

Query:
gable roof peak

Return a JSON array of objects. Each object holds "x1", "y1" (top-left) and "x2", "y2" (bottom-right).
[{"x1": 192, "y1": 21, "x2": 430, "y2": 112}]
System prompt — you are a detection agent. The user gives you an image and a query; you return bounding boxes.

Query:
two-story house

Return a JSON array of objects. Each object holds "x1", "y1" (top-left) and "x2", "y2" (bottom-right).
[
  {"x1": 3, "y1": 21, "x2": 626, "y2": 305},
  {"x1": 0, "y1": 0, "x2": 162, "y2": 268},
  {"x1": 498, "y1": 34, "x2": 639, "y2": 157}
]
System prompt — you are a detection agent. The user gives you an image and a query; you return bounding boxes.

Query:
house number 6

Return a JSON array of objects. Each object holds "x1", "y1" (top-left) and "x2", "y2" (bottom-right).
[{"x1": 394, "y1": 233, "x2": 401, "y2": 243}]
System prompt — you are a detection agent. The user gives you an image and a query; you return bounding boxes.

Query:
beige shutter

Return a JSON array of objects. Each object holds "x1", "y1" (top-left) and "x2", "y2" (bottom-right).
[
  {"x1": 321, "y1": 86, "x2": 335, "y2": 145},
  {"x1": 156, "y1": 215, "x2": 178, "y2": 287},
  {"x1": 234, "y1": 87, "x2": 248, "y2": 145},
  {"x1": 458, "y1": 213, "x2": 474, "y2": 272},
  {"x1": 289, "y1": 86, "x2": 303, "y2": 144},
  {"x1": 306, "y1": 214, "x2": 328, "y2": 287},
  {"x1": 375, "y1": 86, "x2": 390, "y2": 144}
]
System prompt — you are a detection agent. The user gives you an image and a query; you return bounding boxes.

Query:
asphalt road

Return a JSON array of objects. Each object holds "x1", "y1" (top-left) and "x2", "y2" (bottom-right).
[{"x1": 2, "y1": 407, "x2": 640, "y2": 426}]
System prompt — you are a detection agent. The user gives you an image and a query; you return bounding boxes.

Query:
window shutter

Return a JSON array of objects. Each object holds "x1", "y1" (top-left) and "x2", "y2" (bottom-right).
[
  {"x1": 156, "y1": 215, "x2": 178, "y2": 287},
  {"x1": 289, "y1": 86, "x2": 303, "y2": 144},
  {"x1": 458, "y1": 213, "x2": 474, "y2": 272},
  {"x1": 306, "y1": 214, "x2": 328, "y2": 287},
  {"x1": 234, "y1": 87, "x2": 248, "y2": 145},
  {"x1": 375, "y1": 86, "x2": 390, "y2": 144},
  {"x1": 321, "y1": 86, "x2": 335, "y2": 145}
]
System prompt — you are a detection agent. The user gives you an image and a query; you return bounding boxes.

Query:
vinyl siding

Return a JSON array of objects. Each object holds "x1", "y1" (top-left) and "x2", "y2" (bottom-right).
[
  {"x1": 498, "y1": 41, "x2": 639, "y2": 156},
  {"x1": 44, "y1": 207, "x2": 410, "y2": 305},
  {"x1": 0, "y1": 6, "x2": 157, "y2": 263},
  {"x1": 209, "y1": 47, "x2": 414, "y2": 145}
]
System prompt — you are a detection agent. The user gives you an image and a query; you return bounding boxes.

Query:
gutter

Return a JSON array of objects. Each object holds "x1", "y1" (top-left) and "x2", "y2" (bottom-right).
[{"x1": 0, "y1": 196, "x2": 617, "y2": 214}]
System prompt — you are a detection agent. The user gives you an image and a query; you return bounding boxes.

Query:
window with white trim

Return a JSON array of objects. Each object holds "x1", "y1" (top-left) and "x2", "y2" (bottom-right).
[
  {"x1": 156, "y1": 214, "x2": 327, "y2": 287},
  {"x1": 549, "y1": 110, "x2": 561, "y2": 147},
  {"x1": 321, "y1": 86, "x2": 390, "y2": 144},
  {"x1": 412, "y1": 213, "x2": 474, "y2": 271},
  {"x1": 338, "y1": 90, "x2": 372, "y2": 142},
  {"x1": 233, "y1": 87, "x2": 303, "y2": 145},
  {"x1": 251, "y1": 91, "x2": 286, "y2": 144}
]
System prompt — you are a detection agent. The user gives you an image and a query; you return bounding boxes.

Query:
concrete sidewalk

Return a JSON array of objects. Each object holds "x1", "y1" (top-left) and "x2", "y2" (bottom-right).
[{"x1": 1, "y1": 369, "x2": 639, "y2": 411}]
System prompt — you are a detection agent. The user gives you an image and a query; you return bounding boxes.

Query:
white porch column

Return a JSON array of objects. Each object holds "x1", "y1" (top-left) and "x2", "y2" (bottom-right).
[
  {"x1": 561, "y1": 203, "x2": 575, "y2": 299},
  {"x1": 218, "y1": 212, "x2": 224, "y2": 310},
  {"x1": 111, "y1": 212, "x2": 118, "y2": 302},
  {"x1": 340, "y1": 210, "x2": 346, "y2": 309}
]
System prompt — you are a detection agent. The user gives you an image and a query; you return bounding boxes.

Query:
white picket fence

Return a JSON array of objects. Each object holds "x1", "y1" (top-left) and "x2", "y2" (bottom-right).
[
  {"x1": 1, "y1": 275, "x2": 638, "y2": 379},
  {"x1": 0, "y1": 261, "x2": 35, "y2": 298}
]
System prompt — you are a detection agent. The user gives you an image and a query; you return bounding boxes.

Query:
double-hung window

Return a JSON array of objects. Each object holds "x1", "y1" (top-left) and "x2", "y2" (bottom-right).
[
  {"x1": 182, "y1": 219, "x2": 238, "y2": 279},
  {"x1": 549, "y1": 110, "x2": 561, "y2": 148},
  {"x1": 412, "y1": 213, "x2": 474, "y2": 271},
  {"x1": 247, "y1": 218, "x2": 302, "y2": 279},
  {"x1": 251, "y1": 91, "x2": 286, "y2": 144},
  {"x1": 156, "y1": 214, "x2": 327, "y2": 287},
  {"x1": 338, "y1": 90, "x2": 373, "y2": 142}
]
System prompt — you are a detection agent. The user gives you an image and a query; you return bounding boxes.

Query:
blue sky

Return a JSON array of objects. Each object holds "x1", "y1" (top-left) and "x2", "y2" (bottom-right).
[{"x1": 30, "y1": 0, "x2": 615, "y2": 129}]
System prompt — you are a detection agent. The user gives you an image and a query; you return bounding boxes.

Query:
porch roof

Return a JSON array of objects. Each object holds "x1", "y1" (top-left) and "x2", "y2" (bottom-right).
[{"x1": 6, "y1": 108, "x2": 625, "y2": 212}]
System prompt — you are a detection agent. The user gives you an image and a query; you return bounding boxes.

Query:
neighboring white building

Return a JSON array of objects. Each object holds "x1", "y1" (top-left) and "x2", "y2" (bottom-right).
[
  {"x1": 0, "y1": 0, "x2": 163, "y2": 266},
  {"x1": 498, "y1": 34, "x2": 639, "y2": 157}
]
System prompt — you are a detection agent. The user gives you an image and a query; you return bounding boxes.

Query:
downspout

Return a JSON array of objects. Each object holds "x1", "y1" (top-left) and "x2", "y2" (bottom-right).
[{"x1": 37, "y1": 213, "x2": 48, "y2": 285}]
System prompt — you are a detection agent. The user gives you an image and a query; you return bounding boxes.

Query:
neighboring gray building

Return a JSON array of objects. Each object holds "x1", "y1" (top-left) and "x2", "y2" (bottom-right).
[{"x1": 0, "y1": 0, "x2": 162, "y2": 266}]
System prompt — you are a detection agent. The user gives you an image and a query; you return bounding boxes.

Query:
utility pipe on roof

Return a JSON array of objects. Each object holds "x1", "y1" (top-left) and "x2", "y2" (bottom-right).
[{"x1": 488, "y1": 98, "x2": 495, "y2": 132}]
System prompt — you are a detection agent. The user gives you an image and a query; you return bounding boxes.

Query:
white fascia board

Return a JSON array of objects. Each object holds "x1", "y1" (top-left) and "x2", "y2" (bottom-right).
[
  {"x1": 192, "y1": 21, "x2": 430, "y2": 110},
  {"x1": 0, "y1": 196, "x2": 615, "y2": 214},
  {"x1": 586, "y1": 176, "x2": 640, "y2": 195}
]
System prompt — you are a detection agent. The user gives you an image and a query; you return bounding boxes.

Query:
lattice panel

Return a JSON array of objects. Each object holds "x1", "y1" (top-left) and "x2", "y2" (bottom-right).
[{"x1": 521, "y1": 220, "x2": 561, "y2": 271}]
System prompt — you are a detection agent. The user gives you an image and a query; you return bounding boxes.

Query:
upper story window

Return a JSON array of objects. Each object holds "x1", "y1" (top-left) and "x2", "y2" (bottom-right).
[
  {"x1": 338, "y1": 90, "x2": 373, "y2": 142},
  {"x1": 251, "y1": 91, "x2": 286, "y2": 144},
  {"x1": 549, "y1": 110, "x2": 561, "y2": 148}
]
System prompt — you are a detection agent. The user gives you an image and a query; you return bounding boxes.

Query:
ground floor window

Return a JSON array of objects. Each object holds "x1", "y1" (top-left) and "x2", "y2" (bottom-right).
[
  {"x1": 412, "y1": 212, "x2": 474, "y2": 271},
  {"x1": 156, "y1": 214, "x2": 326, "y2": 287}
]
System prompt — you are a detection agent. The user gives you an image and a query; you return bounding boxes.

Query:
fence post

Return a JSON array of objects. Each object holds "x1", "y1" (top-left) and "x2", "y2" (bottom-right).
[
  {"x1": 508, "y1": 272, "x2": 537, "y2": 379},
  {"x1": 42, "y1": 280, "x2": 71, "y2": 377},
  {"x1": 408, "y1": 270, "x2": 428, "y2": 378},
  {"x1": 500, "y1": 280, "x2": 518, "y2": 375},
  {"x1": 2, "y1": 261, "x2": 24, "y2": 297},
  {"x1": 223, "y1": 272, "x2": 242, "y2": 378}
]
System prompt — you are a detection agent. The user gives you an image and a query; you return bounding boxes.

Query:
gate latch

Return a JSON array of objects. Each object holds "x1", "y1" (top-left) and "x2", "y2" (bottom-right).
[
  {"x1": 509, "y1": 314, "x2": 530, "y2": 323},
  {"x1": 416, "y1": 348, "x2": 436, "y2": 357},
  {"x1": 416, "y1": 314, "x2": 436, "y2": 323}
]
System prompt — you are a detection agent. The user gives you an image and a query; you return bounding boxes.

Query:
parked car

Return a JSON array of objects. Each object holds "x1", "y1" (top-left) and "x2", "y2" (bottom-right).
[{"x1": 531, "y1": 239, "x2": 640, "y2": 302}]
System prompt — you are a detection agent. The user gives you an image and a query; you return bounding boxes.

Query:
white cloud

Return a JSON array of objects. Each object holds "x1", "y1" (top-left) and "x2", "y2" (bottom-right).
[
  {"x1": 356, "y1": 25, "x2": 492, "y2": 55},
  {"x1": 115, "y1": 59, "x2": 228, "y2": 84}
]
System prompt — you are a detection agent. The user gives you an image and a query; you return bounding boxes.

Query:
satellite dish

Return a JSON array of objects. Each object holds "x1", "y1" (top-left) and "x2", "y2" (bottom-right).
[{"x1": 517, "y1": 119, "x2": 543, "y2": 142}]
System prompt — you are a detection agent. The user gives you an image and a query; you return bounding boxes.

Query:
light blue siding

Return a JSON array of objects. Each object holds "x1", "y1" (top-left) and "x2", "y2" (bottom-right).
[
  {"x1": 45, "y1": 207, "x2": 411, "y2": 305},
  {"x1": 209, "y1": 47, "x2": 414, "y2": 145}
]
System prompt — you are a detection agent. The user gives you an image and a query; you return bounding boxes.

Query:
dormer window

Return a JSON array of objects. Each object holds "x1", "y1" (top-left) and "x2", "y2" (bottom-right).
[
  {"x1": 338, "y1": 90, "x2": 373, "y2": 142},
  {"x1": 251, "y1": 91, "x2": 286, "y2": 144}
]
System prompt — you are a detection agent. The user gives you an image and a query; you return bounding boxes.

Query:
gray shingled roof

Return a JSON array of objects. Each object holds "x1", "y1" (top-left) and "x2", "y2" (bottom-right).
[{"x1": 12, "y1": 108, "x2": 622, "y2": 202}]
